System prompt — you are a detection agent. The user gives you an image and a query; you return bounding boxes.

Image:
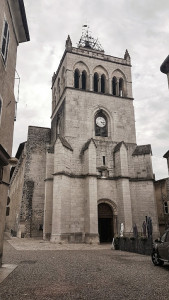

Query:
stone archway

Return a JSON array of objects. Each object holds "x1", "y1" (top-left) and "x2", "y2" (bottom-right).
[{"x1": 98, "y1": 203, "x2": 114, "y2": 243}]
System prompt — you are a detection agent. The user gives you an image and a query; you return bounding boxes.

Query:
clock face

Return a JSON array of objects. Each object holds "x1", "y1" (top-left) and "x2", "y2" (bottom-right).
[{"x1": 96, "y1": 116, "x2": 106, "y2": 128}]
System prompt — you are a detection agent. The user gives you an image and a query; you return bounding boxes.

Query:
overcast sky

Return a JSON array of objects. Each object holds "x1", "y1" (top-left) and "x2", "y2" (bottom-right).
[{"x1": 14, "y1": 0, "x2": 169, "y2": 180}]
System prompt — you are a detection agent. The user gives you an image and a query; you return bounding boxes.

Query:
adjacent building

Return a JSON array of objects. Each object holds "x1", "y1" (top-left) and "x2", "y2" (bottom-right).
[
  {"x1": 0, "y1": 0, "x2": 29, "y2": 266},
  {"x1": 154, "y1": 56, "x2": 169, "y2": 236},
  {"x1": 154, "y1": 178, "x2": 169, "y2": 235},
  {"x1": 7, "y1": 30, "x2": 159, "y2": 243}
]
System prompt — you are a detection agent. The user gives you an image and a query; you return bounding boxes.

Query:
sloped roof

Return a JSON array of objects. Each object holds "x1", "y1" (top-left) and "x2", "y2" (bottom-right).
[
  {"x1": 80, "y1": 138, "x2": 97, "y2": 155},
  {"x1": 58, "y1": 135, "x2": 73, "y2": 151},
  {"x1": 114, "y1": 141, "x2": 128, "y2": 153},
  {"x1": 132, "y1": 144, "x2": 152, "y2": 156},
  {"x1": 15, "y1": 142, "x2": 26, "y2": 159}
]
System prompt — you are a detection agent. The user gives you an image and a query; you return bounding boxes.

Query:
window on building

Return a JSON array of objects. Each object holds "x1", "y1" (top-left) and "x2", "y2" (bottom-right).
[
  {"x1": 112, "y1": 77, "x2": 117, "y2": 95},
  {"x1": 6, "y1": 207, "x2": 10, "y2": 216},
  {"x1": 74, "y1": 69, "x2": 80, "y2": 88},
  {"x1": 6, "y1": 196, "x2": 10, "y2": 216},
  {"x1": 95, "y1": 110, "x2": 108, "y2": 137},
  {"x1": 1, "y1": 20, "x2": 9, "y2": 64},
  {"x1": 101, "y1": 74, "x2": 106, "y2": 93},
  {"x1": 164, "y1": 201, "x2": 168, "y2": 214},
  {"x1": 94, "y1": 73, "x2": 99, "y2": 92},
  {"x1": 82, "y1": 70, "x2": 87, "y2": 90},
  {"x1": 103, "y1": 156, "x2": 106, "y2": 165},
  {"x1": 119, "y1": 78, "x2": 124, "y2": 97},
  {"x1": 7, "y1": 196, "x2": 10, "y2": 206}
]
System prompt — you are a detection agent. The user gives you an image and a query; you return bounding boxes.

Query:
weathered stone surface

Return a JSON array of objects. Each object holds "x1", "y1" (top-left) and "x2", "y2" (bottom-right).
[
  {"x1": 8, "y1": 37, "x2": 159, "y2": 244},
  {"x1": 0, "y1": 0, "x2": 29, "y2": 266}
]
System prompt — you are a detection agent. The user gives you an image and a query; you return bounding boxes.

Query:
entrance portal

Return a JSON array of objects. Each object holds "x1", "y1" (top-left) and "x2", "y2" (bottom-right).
[{"x1": 98, "y1": 203, "x2": 114, "y2": 243}]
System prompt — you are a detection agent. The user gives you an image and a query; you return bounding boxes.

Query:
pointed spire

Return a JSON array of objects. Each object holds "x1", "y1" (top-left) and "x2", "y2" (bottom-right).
[
  {"x1": 124, "y1": 49, "x2": 130, "y2": 62},
  {"x1": 65, "y1": 35, "x2": 72, "y2": 51}
]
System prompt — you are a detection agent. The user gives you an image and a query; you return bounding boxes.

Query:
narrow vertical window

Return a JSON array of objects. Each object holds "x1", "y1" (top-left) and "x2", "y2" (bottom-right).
[
  {"x1": 1, "y1": 20, "x2": 9, "y2": 64},
  {"x1": 82, "y1": 70, "x2": 86, "y2": 90},
  {"x1": 74, "y1": 69, "x2": 80, "y2": 88},
  {"x1": 164, "y1": 201, "x2": 168, "y2": 214},
  {"x1": 6, "y1": 196, "x2": 10, "y2": 216},
  {"x1": 103, "y1": 156, "x2": 106, "y2": 165},
  {"x1": 101, "y1": 74, "x2": 106, "y2": 93},
  {"x1": 119, "y1": 78, "x2": 124, "y2": 97},
  {"x1": 94, "y1": 73, "x2": 99, "y2": 92},
  {"x1": 112, "y1": 77, "x2": 117, "y2": 95}
]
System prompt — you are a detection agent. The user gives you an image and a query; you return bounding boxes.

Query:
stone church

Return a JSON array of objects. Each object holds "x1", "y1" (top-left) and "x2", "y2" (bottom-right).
[{"x1": 7, "y1": 30, "x2": 159, "y2": 243}]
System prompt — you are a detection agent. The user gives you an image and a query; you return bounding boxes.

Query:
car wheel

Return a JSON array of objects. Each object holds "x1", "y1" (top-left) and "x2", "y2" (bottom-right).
[{"x1": 151, "y1": 251, "x2": 164, "y2": 266}]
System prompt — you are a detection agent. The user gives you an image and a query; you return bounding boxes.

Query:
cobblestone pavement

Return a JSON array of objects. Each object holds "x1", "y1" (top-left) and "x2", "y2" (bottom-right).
[{"x1": 0, "y1": 237, "x2": 169, "y2": 300}]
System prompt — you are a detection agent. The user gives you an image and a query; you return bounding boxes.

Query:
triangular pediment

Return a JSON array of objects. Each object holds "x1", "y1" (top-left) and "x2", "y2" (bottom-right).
[
  {"x1": 80, "y1": 138, "x2": 97, "y2": 155},
  {"x1": 114, "y1": 141, "x2": 128, "y2": 154}
]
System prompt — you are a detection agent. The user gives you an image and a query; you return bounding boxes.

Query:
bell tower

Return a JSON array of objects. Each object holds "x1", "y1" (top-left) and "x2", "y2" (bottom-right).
[{"x1": 43, "y1": 28, "x2": 159, "y2": 243}]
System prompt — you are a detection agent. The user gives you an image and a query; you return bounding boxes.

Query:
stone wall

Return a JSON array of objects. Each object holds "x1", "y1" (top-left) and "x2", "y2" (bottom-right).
[
  {"x1": 0, "y1": 0, "x2": 20, "y2": 266},
  {"x1": 20, "y1": 126, "x2": 51, "y2": 237},
  {"x1": 6, "y1": 143, "x2": 26, "y2": 236},
  {"x1": 47, "y1": 45, "x2": 159, "y2": 241},
  {"x1": 154, "y1": 178, "x2": 169, "y2": 235}
]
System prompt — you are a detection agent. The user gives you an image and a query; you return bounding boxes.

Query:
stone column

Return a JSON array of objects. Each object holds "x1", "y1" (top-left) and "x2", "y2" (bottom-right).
[
  {"x1": 50, "y1": 138, "x2": 72, "y2": 243},
  {"x1": 83, "y1": 140, "x2": 99, "y2": 243},
  {"x1": 85, "y1": 176, "x2": 99, "y2": 243},
  {"x1": 116, "y1": 79, "x2": 119, "y2": 96},
  {"x1": 43, "y1": 149, "x2": 54, "y2": 240},
  {"x1": 50, "y1": 175, "x2": 62, "y2": 243},
  {"x1": 116, "y1": 178, "x2": 132, "y2": 235},
  {"x1": 90, "y1": 74, "x2": 93, "y2": 91},
  {"x1": 98, "y1": 76, "x2": 101, "y2": 93},
  {"x1": 109, "y1": 78, "x2": 112, "y2": 94},
  {"x1": 113, "y1": 214, "x2": 118, "y2": 236},
  {"x1": 79, "y1": 73, "x2": 82, "y2": 89},
  {"x1": 114, "y1": 142, "x2": 132, "y2": 235}
]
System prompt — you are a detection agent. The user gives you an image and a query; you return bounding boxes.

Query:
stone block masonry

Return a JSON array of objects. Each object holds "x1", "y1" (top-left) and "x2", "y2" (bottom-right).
[{"x1": 8, "y1": 34, "x2": 159, "y2": 244}]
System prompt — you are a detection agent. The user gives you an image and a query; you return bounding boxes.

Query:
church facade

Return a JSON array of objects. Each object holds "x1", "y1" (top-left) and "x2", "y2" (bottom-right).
[{"x1": 7, "y1": 32, "x2": 159, "y2": 243}]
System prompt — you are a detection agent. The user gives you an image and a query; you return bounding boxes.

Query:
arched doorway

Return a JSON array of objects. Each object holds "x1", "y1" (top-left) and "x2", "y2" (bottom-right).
[{"x1": 98, "y1": 203, "x2": 114, "y2": 243}]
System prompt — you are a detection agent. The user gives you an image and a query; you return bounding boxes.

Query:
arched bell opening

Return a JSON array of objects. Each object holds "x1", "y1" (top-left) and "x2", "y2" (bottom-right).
[
  {"x1": 82, "y1": 70, "x2": 87, "y2": 90},
  {"x1": 98, "y1": 203, "x2": 114, "y2": 243},
  {"x1": 94, "y1": 72, "x2": 99, "y2": 92},
  {"x1": 74, "y1": 69, "x2": 80, "y2": 88}
]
